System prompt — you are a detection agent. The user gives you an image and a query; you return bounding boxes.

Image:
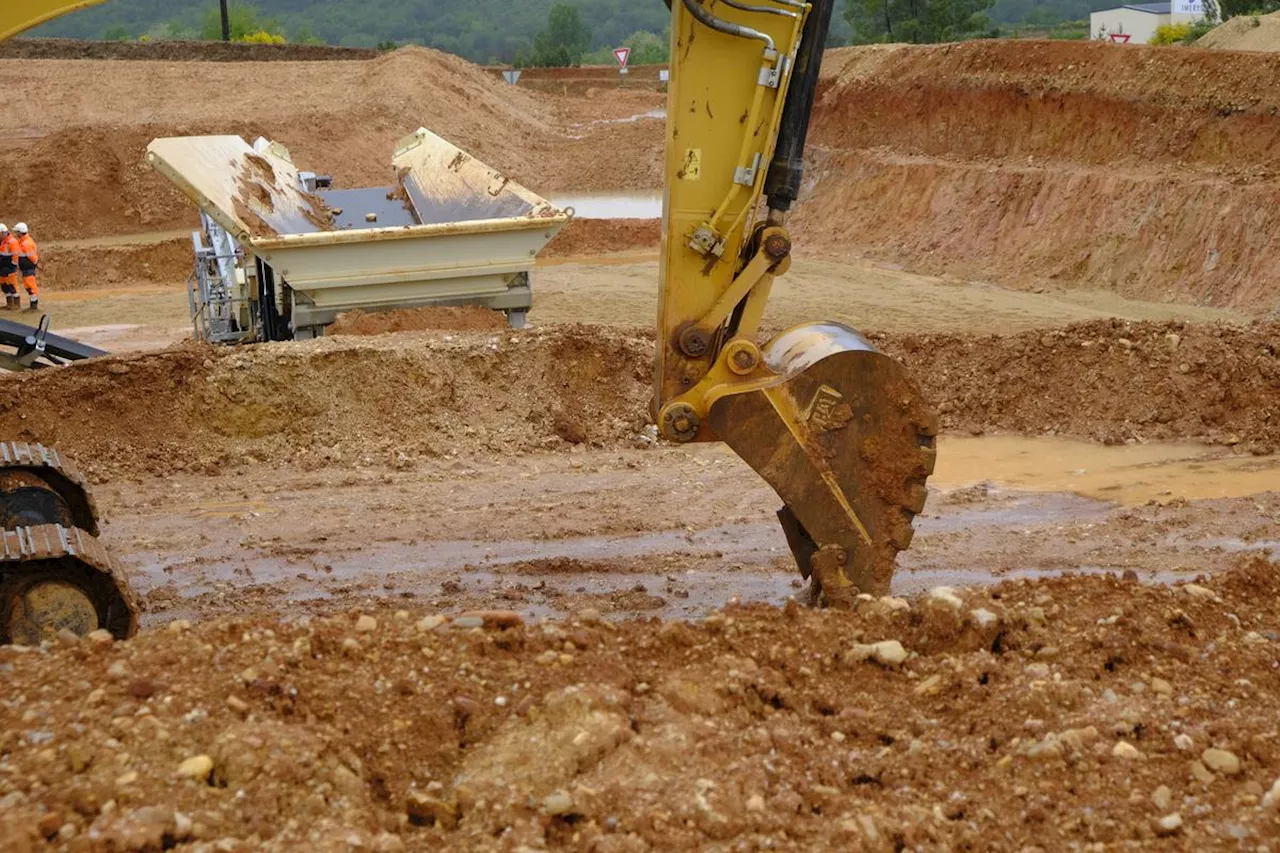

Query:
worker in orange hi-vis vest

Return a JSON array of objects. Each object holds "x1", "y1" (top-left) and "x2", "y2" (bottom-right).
[
  {"x1": 13, "y1": 222, "x2": 39, "y2": 312},
  {"x1": 0, "y1": 224, "x2": 19, "y2": 310}
]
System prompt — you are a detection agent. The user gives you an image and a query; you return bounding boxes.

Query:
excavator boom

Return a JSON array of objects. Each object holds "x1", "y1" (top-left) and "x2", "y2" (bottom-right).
[
  {"x1": 0, "y1": 0, "x2": 107, "y2": 42},
  {"x1": 656, "y1": 0, "x2": 937, "y2": 601}
]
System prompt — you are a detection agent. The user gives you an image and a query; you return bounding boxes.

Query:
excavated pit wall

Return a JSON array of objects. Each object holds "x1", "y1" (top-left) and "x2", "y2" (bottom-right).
[{"x1": 795, "y1": 41, "x2": 1280, "y2": 310}]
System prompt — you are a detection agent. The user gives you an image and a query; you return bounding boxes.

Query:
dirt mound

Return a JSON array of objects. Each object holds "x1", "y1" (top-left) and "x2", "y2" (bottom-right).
[
  {"x1": 796, "y1": 40, "x2": 1280, "y2": 311},
  {"x1": 1197, "y1": 11, "x2": 1280, "y2": 51},
  {"x1": 3, "y1": 126, "x2": 232, "y2": 240},
  {"x1": 0, "y1": 37, "x2": 377, "y2": 62},
  {"x1": 2, "y1": 560, "x2": 1278, "y2": 850},
  {"x1": 11, "y1": 39, "x2": 1280, "y2": 314},
  {"x1": 41, "y1": 238, "x2": 191, "y2": 291},
  {"x1": 328, "y1": 306, "x2": 509, "y2": 336},
  {"x1": 0, "y1": 328, "x2": 654, "y2": 480},
  {"x1": 0, "y1": 319, "x2": 1274, "y2": 479},
  {"x1": 885, "y1": 318, "x2": 1280, "y2": 453},
  {"x1": 0, "y1": 45, "x2": 662, "y2": 241},
  {"x1": 543, "y1": 218, "x2": 661, "y2": 258}
]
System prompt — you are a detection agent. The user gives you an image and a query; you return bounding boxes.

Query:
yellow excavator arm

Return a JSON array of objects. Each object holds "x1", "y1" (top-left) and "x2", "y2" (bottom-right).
[
  {"x1": 0, "y1": 0, "x2": 107, "y2": 41},
  {"x1": 656, "y1": 0, "x2": 938, "y2": 603}
]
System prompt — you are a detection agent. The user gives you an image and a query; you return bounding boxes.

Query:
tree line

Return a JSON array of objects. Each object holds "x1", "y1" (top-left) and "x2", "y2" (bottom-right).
[{"x1": 32, "y1": 0, "x2": 1261, "y2": 60}]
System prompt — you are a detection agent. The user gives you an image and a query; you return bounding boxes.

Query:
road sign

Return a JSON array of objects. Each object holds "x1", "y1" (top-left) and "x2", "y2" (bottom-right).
[
  {"x1": 502, "y1": 69, "x2": 522, "y2": 85},
  {"x1": 614, "y1": 47, "x2": 631, "y2": 69},
  {"x1": 1109, "y1": 33, "x2": 1131, "y2": 43}
]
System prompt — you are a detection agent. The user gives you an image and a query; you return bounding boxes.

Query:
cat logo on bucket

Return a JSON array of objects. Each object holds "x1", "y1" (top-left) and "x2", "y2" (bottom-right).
[{"x1": 804, "y1": 385, "x2": 850, "y2": 434}]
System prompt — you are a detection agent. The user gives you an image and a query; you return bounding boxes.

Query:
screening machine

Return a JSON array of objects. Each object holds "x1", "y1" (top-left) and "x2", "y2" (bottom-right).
[{"x1": 147, "y1": 128, "x2": 571, "y2": 342}]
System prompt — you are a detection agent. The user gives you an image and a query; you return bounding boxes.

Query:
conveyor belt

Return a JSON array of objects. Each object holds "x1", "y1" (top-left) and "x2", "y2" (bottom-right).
[{"x1": 0, "y1": 316, "x2": 107, "y2": 370}]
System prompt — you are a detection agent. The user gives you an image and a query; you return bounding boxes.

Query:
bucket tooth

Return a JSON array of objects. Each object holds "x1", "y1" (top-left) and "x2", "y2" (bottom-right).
[{"x1": 708, "y1": 322, "x2": 936, "y2": 600}]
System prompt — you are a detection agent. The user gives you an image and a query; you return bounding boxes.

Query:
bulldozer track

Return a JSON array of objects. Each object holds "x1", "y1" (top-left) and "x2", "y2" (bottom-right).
[
  {"x1": 0, "y1": 441, "x2": 99, "y2": 533},
  {"x1": 0, "y1": 524, "x2": 138, "y2": 642}
]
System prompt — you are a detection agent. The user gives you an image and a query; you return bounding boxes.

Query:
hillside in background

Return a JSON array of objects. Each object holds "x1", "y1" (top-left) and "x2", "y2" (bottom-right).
[
  {"x1": 989, "y1": 0, "x2": 1112, "y2": 28},
  {"x1": 27, "y1": 0, "x2": 1125, "y2": 61},
  {"x1": 31, "y1": 0, "x2": 853, "y2": 60}
]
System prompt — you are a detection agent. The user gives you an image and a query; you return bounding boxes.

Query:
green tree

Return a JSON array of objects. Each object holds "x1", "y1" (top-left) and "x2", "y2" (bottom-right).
[
  {"x1": 846, "y1": 0, "x2": 996, "y2": 43},
  {"x1": 528, "y1": 3, "x2": 592, "y2": 67},
  {"x1": 292, "y1": 21, "x2": 324, "y2": 45},
  {"x1": 199, "y1": 1, "x2": 283, "y2": 41},
  {"x1": 585, "y1": 28, "x2": 669, "y2": 64},
  {"x1": 1200, "y1": 0, "x2": 1277, "y2": 22},
  {"x1": 102, "y1": 25, "x2": 131, "y2": 41},
  {"x1": 32, "y1": 0, "x2": 677, "y2": 62},
  {"x1": 622, "y1": 29, "x2": 668, "y2": 64}
]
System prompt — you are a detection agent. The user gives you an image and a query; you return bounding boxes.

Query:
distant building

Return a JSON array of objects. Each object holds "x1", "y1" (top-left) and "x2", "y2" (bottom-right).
[{"x1": 1090, "y1": 1, "x2": 1206, "y2": 43}]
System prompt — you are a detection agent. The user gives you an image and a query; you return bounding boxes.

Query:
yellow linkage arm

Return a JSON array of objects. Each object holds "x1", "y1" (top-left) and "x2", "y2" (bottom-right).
[
  {"x1": 653, "y1": 0, "x2": 938, "y2": 603},
  {"x1": 1, "y1": 0, "x2": 107, "y2": 41},
  {"x1": 654, "y1": 0, "x2": 807, "y2": 433}
]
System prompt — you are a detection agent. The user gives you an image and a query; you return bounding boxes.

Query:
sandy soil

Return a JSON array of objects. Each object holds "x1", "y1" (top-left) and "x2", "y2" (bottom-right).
[
  {"x1": 0, "y1": 47, "x2": 666, "y2": 241},
  {"x1": 1198, "y1": 11, "x2": 1280, "y2": 51},
  {"x1": 1, "y1": 316, "x2": 1275, "y2": 481},
  {"x1": 327, "y1": 307, "x2": 508, "y2": 337},
  {"x1": 794, "y1": 41, "x2": 1280, "y2": 311}
]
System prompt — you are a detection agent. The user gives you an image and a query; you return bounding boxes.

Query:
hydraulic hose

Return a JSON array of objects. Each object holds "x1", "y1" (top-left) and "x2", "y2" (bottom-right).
[
  {"x1": 681, "y1": 0, "x2": 776, "y2": 52},
  {"x1": 764, "y1": 0, "x2": 835, "y2": 213},
  {"x1": 719, "y1": 0, "x2": 803, "y2": 19}
]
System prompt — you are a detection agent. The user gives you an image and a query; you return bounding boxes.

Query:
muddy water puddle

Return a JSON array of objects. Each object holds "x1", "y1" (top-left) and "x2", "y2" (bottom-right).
[
  {"x1": 127, "y1": 490, "x2": 1173, "y2": 627},
  {"x1": 123, "y1": 436, "x2": 1280, "y2": 626},
  {"x1": 934, "y1": 435, "x2": 1280, "y2": 505}
]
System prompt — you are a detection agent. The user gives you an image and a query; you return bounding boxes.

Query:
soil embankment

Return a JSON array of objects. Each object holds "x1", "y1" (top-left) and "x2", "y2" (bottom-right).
[
  {"x1": 796, "y1": 41, "x2": 1280, "y2": 310},
  {"x1": 1197, "y1": 11, "x2": 1280, "y2": 51},
  {"x1": 0, "y1": 45, "x2": 663, "y2": 241},
  {"x1": 0, "y1": 320, "x2": 1272, "y2": 479},
  {"x1": 0, "y1": 37, "x2": 377, "y2": 61}
]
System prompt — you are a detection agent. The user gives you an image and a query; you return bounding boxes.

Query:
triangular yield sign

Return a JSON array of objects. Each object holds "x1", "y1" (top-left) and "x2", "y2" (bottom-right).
[{"x1": 613, "y1": 47, "x2": 631, "y2": 68}]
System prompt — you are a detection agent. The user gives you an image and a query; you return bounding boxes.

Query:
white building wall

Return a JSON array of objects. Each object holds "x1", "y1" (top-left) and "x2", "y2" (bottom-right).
[
  {"x1": 1095, "y1": 6, "x2": 1203, "y2": 42},
  {"x1": 1090, "y1": 8, "x2": 1170, "y2": 43}
]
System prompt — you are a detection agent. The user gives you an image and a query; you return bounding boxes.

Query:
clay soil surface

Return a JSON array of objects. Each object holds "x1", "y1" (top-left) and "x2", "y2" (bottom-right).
[
  {"x1": 2, "y1": 37, "x2": 1280, "y2": 853},
  {"x1": 4, "y1": 549, "x2": 1280, "y2": 851}
]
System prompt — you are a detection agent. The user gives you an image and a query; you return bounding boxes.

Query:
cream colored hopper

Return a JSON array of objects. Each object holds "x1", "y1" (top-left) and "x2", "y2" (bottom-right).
[{"x1": 146, "y1": 128, "x2": 570, "y2": 336}]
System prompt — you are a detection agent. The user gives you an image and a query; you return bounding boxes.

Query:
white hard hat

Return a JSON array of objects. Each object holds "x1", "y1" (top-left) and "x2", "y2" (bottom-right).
[
  {"x1": 13, "y1": 223, "x2": 27, "y2": 234},
  {"x1": 0, "y1": 224, "x2": 7, "y2": 233}
]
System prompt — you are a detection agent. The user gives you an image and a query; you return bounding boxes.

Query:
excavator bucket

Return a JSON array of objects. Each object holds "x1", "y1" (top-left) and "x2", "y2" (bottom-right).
[{"x1": 706, "y1": 323, "x2": 937, "y2": 603}]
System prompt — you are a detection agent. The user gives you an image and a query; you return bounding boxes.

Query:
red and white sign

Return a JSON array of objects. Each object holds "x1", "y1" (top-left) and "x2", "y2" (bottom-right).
[
  {"x1": 1109, "y1": 33, "x2": 1131, "y2": 43},
  {"x1": 613, "y1": 47, "x2": 631, "y2": 68}
]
